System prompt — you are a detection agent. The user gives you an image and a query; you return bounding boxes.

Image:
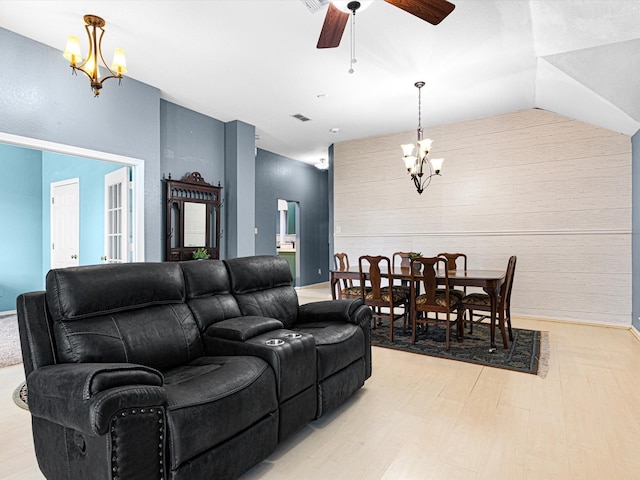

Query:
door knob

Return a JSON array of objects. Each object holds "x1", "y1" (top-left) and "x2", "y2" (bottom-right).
[{"x1": 101, "y1": 256, "x2": 107, "y2": 261}]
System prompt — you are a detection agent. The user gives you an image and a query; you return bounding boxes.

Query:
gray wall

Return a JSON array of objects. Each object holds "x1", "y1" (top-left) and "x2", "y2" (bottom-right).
[
  {"x1": 633, "y1": 130, "x2": 640, "y2": 330},
  {"x1": 255, "y1": 149, "x2": 329, "y2": 286},
  {"x1": 225, "y1": 121, "x2": 256, "y2": 258},
  {"x1": 0, "y1": 26, "x2": 163, "y2": 260},
  {"x1": 160, "y1": 100, "x2": 226, "y2": 257}
]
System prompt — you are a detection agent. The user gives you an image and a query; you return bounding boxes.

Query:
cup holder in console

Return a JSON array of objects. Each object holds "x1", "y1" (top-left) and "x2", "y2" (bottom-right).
[
  {"x1": 265, "y1": 339, "x2": 285, "y2": 347},
  {"x1": 283, "y1": 333, "x2": 302, "y2": 339}
]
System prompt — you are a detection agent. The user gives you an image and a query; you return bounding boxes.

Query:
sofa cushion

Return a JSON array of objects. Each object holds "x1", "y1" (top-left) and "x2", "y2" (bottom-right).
[
  {"x1": 291, "y1": 322, "x2": 365, "y2": 381},
  {"x1": 46, "y1": 263, "x2": 204, "y2": 371},
  {"x1": 180, "y1": 260, "x2": 243, "y2": 332},
  {"x1": 53, "y1": 303, "x2": 204, "y2": 371},
  {"x1": 46, "y1": 263, "x2": 185, "y2": 320},
  {"x1": 163, "y1": 356, "x2": 277, "y2": 469},
  {"x1": 225, "y1": 256, "x2": 299, "y2": 328}
]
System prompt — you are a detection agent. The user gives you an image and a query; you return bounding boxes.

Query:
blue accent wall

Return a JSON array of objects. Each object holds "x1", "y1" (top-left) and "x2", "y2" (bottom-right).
[
  {"x1": 255, "y1": 149, "x2": 329, "y2": 286},
  {"x1": 41, "y1": 152, "x2": 123, "y2": 278},
  {"x1": 632, "y1": 130, "x2": 640, "y2": 330},
  {"x1": 0, "y1": 144, "x2": 43, "y2": 310}
]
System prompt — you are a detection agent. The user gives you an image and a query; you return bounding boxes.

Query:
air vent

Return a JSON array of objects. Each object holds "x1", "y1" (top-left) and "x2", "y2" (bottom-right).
[
  {"x1": 292, "y1": 113, "x2": 312, "y2": 122},
  {"x1": 300, "y1": 0, "x2": 330, "y2": 14}
]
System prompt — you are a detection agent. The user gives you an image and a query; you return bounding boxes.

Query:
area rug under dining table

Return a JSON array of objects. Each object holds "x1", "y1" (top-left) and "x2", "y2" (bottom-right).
[{"x1": 371, "y1": 322, "x2": 548, "y2": 376}]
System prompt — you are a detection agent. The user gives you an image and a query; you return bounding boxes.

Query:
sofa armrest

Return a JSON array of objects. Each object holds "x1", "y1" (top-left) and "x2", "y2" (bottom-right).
[
  {"x1": 297, "y1": 299, "x2": 372, "y2": 325},
  {"x1": 27, "y1": 363, "x2": 166, "y2": 436},
  {"x1": 206, "y1": 316, "x2": 284, "y2": 341}
]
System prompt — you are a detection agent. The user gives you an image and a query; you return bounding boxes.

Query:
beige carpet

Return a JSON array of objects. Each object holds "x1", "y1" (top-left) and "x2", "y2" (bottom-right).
[{"x1": 0, "y1": 313, "x2": 22, "y2": 368}]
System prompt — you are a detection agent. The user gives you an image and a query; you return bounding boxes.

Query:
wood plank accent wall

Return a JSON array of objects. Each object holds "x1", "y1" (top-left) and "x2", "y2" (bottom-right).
[{"x1": 333, "y1": 109, "x2": 632, "y2": 325}]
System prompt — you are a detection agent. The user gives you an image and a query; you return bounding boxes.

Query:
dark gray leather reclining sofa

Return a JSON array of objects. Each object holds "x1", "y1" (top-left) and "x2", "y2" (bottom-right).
[{"x1": 16, "y1": 255, "x2": 372, "y2": 480}]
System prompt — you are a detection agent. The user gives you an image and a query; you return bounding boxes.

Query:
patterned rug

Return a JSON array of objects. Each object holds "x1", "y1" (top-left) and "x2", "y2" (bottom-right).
[
  {"x1": 0, "y1": 313, "x2": 22, "y2": 368},
  {"x1": 371, "y1": 321, "x2": 548, "y2": 376}
]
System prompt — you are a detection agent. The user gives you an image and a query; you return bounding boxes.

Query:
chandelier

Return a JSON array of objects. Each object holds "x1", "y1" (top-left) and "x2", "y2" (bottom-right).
[
  {"x1": 63, "y1": 15, "x2": 127, "y2": 97},
  {"x1": 401, "y1": 81, "x2": 443, "y2": 195}
]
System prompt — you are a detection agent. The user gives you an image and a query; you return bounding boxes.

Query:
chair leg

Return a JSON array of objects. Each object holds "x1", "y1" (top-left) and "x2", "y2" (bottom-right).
[
  {"x1": 469, "y1": 309, "x2": 474, "y2": 334},
  {"x1": 506, "y1": 306, "x2": 513, "y2": 341},
  {"x1": 457, "y1": 308, "x2": 465, "y2": 341},
  {"x1": 445, "y1": 312, "x2": 450, "y2": 350},
  {"x1": 411, "y1": 308, "x2": 417, "y2": 344}
]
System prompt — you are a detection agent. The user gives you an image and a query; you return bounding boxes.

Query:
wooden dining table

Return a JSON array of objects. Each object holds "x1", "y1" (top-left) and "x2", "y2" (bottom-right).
[{"x1": 330, "y1": 266, "x2": 508, "y2": 349}]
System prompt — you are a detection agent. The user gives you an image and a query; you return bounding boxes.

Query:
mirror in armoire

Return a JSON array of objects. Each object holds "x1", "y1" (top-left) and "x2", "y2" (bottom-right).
[{"x1": 164, "y1": 172, "x2": 222, "y2": 261}]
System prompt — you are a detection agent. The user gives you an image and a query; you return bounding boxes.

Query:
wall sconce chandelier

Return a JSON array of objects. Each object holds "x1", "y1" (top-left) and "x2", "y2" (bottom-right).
[
  {"x1": 63, "y1": 14, "x2": 127, "y2": 97},
  {"x1": 401, "y1": 81, "x2": 443, "y2": 195}
]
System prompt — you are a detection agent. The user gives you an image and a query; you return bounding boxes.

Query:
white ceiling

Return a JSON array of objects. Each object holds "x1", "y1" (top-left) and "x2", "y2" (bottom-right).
[{"x1": 1, "y1": 0, "x2": 639, "y2": 165}]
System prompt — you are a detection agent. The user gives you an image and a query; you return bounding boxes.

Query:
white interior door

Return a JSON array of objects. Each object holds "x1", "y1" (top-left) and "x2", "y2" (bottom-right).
[
  {"x1": 104, "y1": 167, "x2": 131, "y2": 263},
  {"x1": 50, "y1": 179, "x2": 80, "y2": 269}
]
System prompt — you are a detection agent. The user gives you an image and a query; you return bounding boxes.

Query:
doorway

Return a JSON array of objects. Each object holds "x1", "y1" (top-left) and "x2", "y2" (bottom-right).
[
  {"x1": 0, "y1": 132, "x2": 145, "y2": 311},
  {"x1": 0, "y1": 131, "x2": 145, "y2": 262},
  {"x1": 276, "y1": 199, "x2": 300, "y2": 286}
]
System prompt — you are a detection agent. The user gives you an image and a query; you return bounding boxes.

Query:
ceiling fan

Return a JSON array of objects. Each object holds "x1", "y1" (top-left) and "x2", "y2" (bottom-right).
[{"x1": 316, "y1": 0, "x2": 456, "y2": 49}]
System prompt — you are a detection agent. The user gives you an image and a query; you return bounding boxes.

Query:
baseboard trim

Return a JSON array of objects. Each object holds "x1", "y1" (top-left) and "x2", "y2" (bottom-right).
[
  {"x1": 513, "y1": 314, "x2": 631, "y2": 330},
  {"x1": 630, "y1": 325, "x2": 640, "y2": 342},
  {"x1": 295, "y1": 282, "x2": 330, "y2": 290}
]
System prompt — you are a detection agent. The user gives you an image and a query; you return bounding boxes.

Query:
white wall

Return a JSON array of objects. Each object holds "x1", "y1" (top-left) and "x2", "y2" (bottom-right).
[{"x1": 334, "y1": 109, "x2": 631, "y2": 325}]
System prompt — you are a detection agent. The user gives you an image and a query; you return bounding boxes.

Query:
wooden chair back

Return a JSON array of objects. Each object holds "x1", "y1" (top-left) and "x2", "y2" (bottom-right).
[
  {"x1": 392, "y1": 251, "x2": 416, "y2": 269},
  {"x1": 334, "y1": 252, "x2": 352, "y2": 289},
  {"x1": 410, "y1": 256, "x2": 450, "y2": 313},
  {"x1": 500, "y1": 255, "x2": 517, "y2": 310},
  {"x1": 358, "y1": 255, "x2": 389, "y2": 304},
  {"x1": 437, "y1": 252, "x2": 467, "y2": 272}
]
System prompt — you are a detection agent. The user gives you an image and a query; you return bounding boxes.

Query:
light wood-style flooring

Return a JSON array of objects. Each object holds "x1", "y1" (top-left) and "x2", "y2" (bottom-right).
[{"x1": 2, "y1": 283, "x2": 639, "y2": 479}]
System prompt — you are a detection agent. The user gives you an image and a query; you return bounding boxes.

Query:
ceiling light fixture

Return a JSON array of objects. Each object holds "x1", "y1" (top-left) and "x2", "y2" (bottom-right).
[
  {"x1": 63, "y1": 14, "x2": 127, "y2": 97},
  {"x1": 401, "y1": 81, "x2": 443, "y2": 195},
  {"x1": 314, "y1": 158, "x2": 329, "y2": 170},
  {"x1": 333, "y1": 1, "x2": 373, "y2": 73}
]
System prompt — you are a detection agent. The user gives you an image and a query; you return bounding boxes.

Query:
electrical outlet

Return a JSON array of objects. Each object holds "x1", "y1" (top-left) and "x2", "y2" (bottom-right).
[{"x1": 318, "y1": 269, "x2": 322, "y2": 275}]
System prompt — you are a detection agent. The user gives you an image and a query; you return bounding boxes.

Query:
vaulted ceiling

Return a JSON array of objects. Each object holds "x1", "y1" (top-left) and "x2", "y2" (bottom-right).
[{"x1": 1, "y1": 0, "x2": 639, "y2": 164}]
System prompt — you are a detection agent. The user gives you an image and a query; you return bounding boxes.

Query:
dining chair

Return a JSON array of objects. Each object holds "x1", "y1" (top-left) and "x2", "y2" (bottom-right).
[
  {"x1": 333, "y1": 252, "x2": 370, "y2": 299},
  {"x1": 359, "y1": 255, "x2": 409, "y2": 342},
  {"x1": 456, "y1": 255, "x2": 517, "y2": 342},
  {"x1": 392, "y1": 251, "x2": 419, "y2": 296},
  {"x1": 410, "y1": 256, "x2": 464, "y2": 350}
]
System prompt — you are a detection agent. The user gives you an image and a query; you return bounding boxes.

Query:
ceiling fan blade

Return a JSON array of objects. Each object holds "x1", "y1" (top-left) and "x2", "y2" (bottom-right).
[
  {"x1": 384, "y1": 0, "x2": 455, "y2": 25},
  {"x1": 316, "y1": 3, "x2": 350, "y2": 48}
]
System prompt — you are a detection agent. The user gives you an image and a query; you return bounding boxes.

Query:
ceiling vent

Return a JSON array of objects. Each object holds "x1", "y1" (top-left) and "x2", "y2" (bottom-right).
[
  {"x1": 300, "y1": 0, "x2": 330, "y2": 14},
  {"x1": 292, "y1": 113, "x2": 312, "y2": 122}
]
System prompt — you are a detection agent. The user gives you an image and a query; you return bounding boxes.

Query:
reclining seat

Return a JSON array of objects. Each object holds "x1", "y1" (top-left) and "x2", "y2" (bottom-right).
[
  {"x1": 224, "y1": 255, "x2": 372, "y2": 417},
  {"x1": 181, "y1": 259, "x2": 318, "y2": 442},
  {"x1": 17, "y1": 262, "x2": 278, "y2": 480}
]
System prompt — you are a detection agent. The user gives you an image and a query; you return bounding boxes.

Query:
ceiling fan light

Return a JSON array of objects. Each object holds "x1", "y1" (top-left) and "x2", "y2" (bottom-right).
[{"x1": 332, "y1": 1, "x2": 373, "y2": 13}]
